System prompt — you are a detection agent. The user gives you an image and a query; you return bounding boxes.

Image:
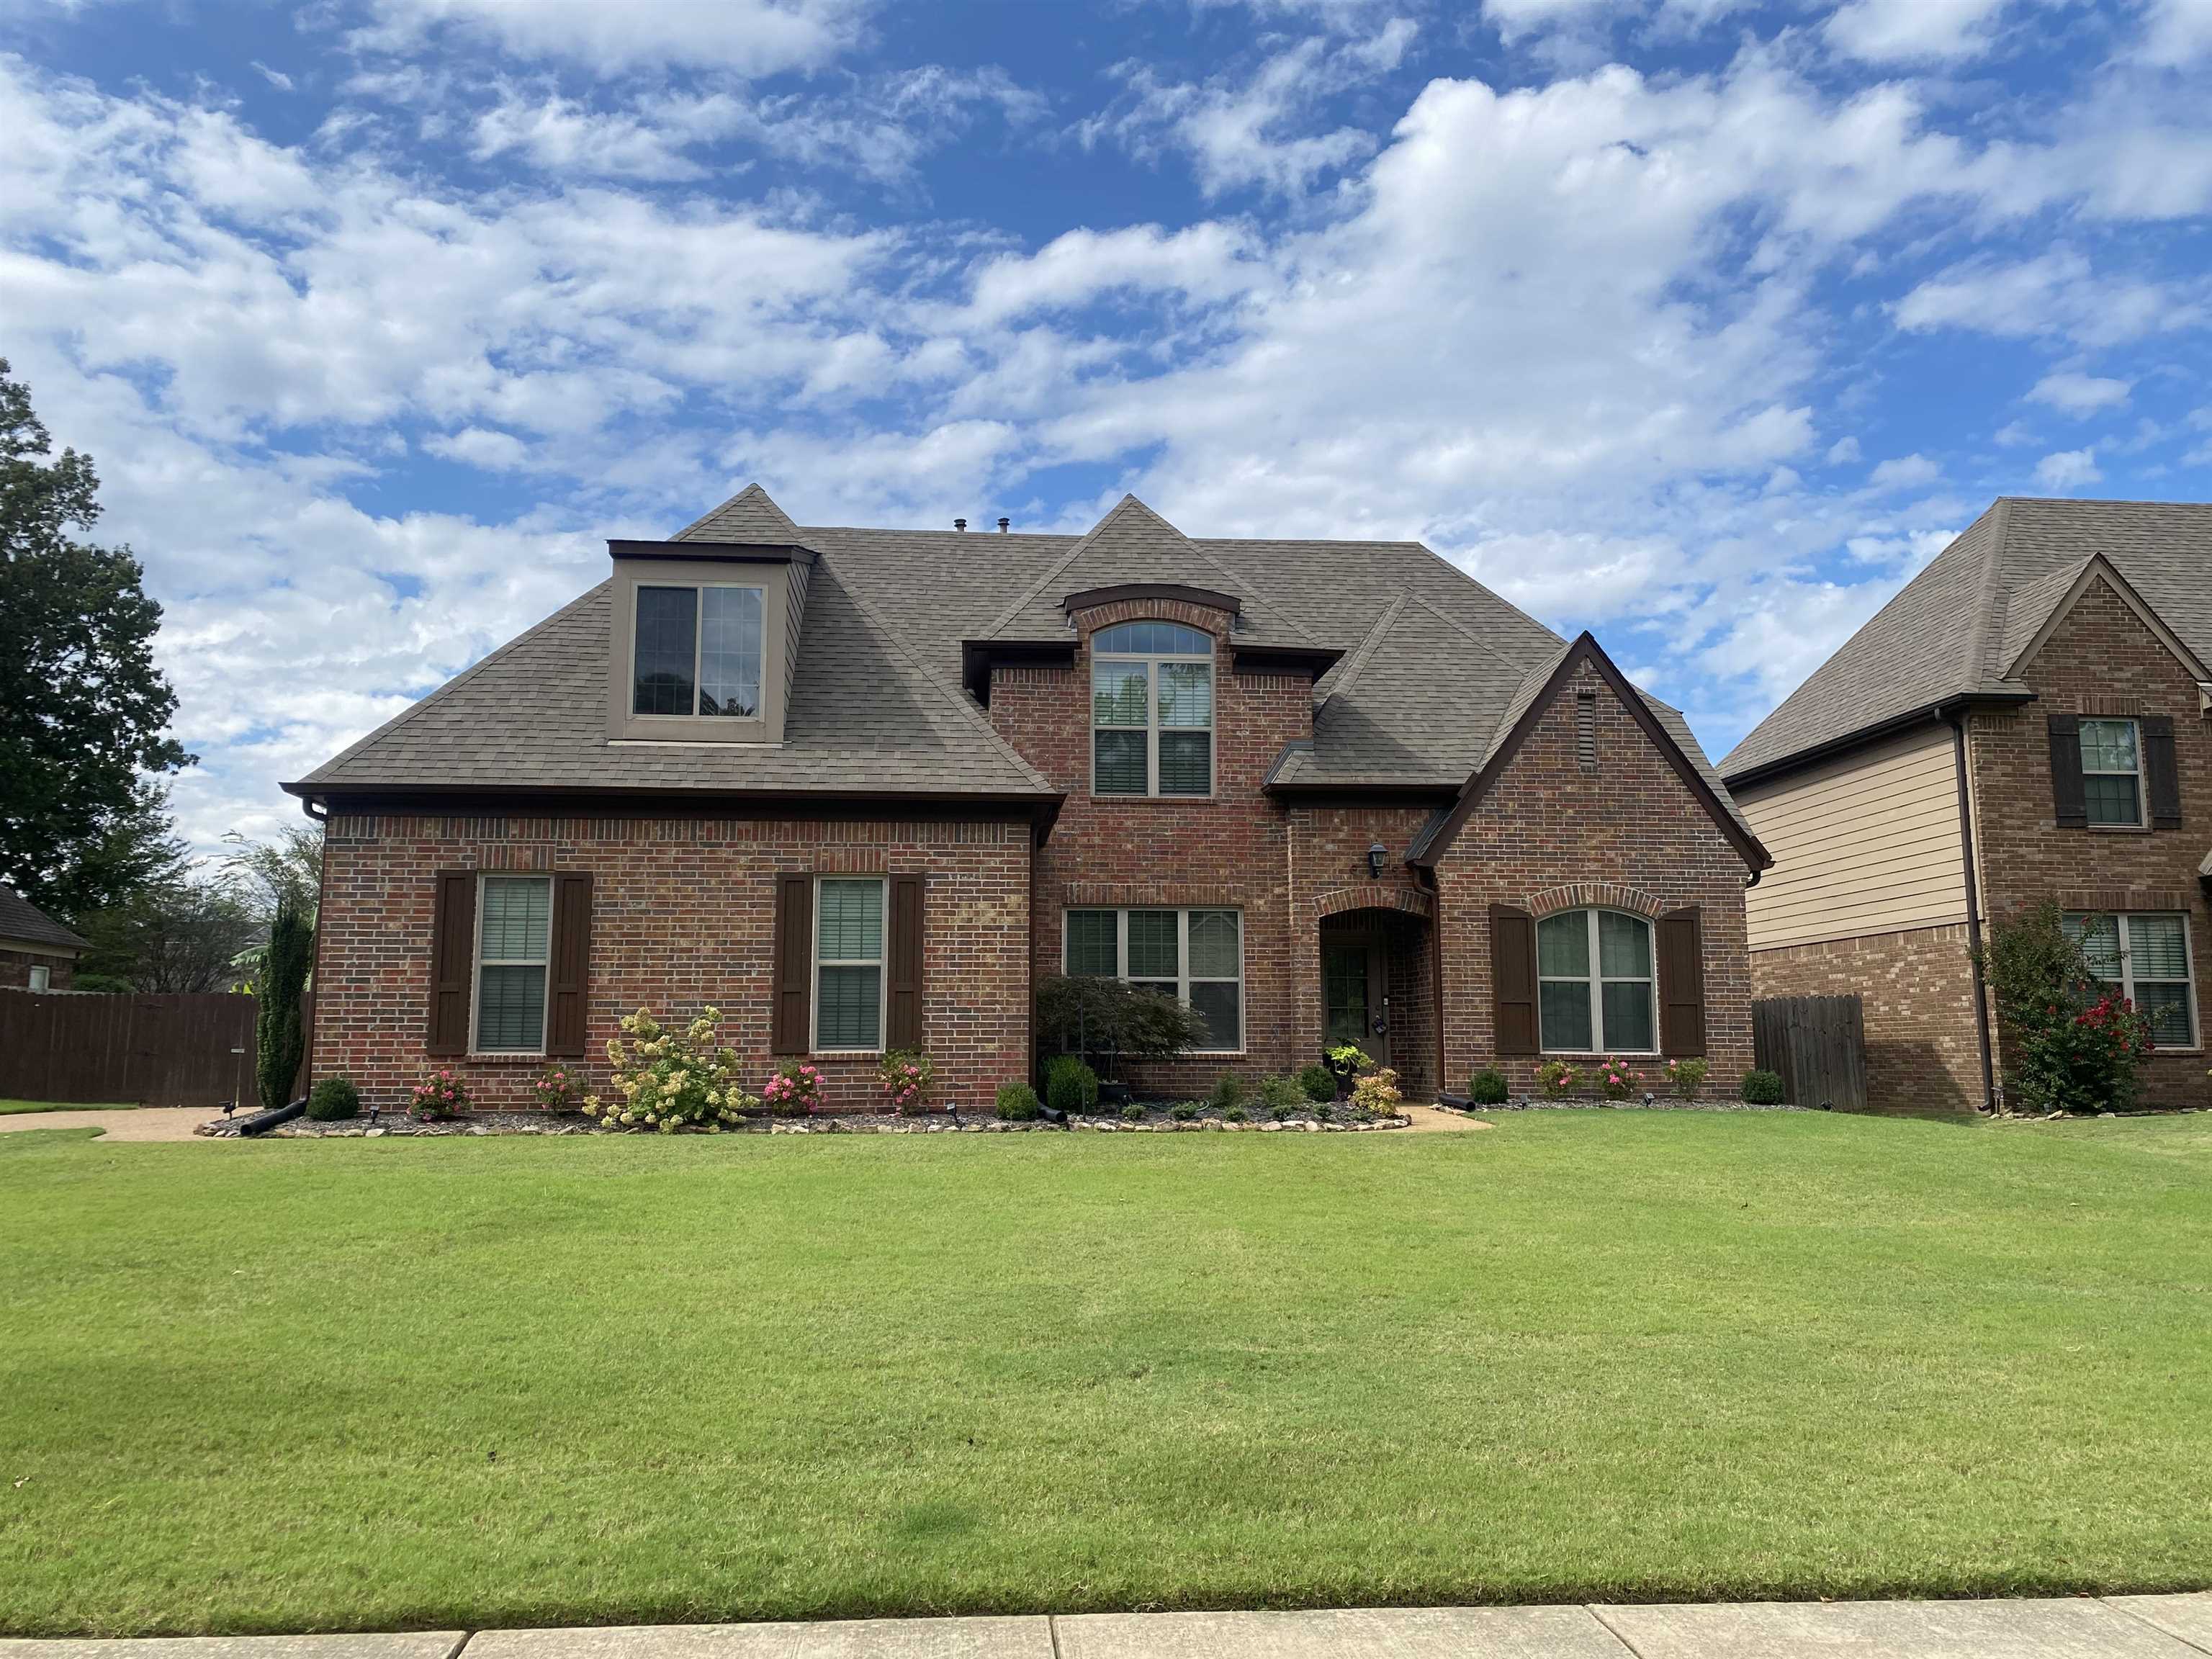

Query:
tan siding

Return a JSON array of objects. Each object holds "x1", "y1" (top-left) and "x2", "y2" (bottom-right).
[{"x1": 1739, "y1": 725, "x2": 1967, "y2": 950}]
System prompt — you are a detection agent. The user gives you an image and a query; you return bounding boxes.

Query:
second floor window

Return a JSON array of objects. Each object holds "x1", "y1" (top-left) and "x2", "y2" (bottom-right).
[
  {"x1": 1092, "y1": 621, "x2": 1213, "y2": 796},
  {"x1": 633, "y1": 584, "x2": 764, "y2": 719},
  {"x1": 2079, "y1": 718, "x2": 2144, "y2": 827}
]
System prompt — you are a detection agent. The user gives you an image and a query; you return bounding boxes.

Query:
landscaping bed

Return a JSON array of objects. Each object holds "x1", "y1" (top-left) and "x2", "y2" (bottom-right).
[
  {"x1": 256, "y1": 1104, "x2": 1414, "y2": 1136},
  {"x1": 1433, "y1": 1094, "x2": 1803, "y2": 1115}
]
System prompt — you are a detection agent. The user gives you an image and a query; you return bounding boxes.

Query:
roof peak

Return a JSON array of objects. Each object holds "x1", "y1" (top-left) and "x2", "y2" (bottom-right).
[{"x1": 675, "y1": 482, "x2": 800, "y2": 543}]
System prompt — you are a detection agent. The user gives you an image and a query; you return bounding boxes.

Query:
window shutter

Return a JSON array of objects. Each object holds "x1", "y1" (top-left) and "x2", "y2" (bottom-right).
[
  {"x1": 771, "y1": 873, "x2": 813, "y2": 1055},
  {"x1": 2047, "y1": 713, "x2": 2087, "y2": 828},
  {"x1": 1659, "y1": 906, "x2": 1707, "y2": 1058},
  {"x1": 426, "y1": 871, "x2": 477, "y2": 1056},
  {"x1": 1491, "y1": 905, "x2": 1538, "y2": 1056},
  {"x1": 2144, "y1": 715, "x2": 2182, "y2": 830},
  {"x1": 886, "y1": 874, "x2": 925, "y2": 1051},
  {"x1": 546, "y1": 872, "x2": 594, "y2": 1058}
]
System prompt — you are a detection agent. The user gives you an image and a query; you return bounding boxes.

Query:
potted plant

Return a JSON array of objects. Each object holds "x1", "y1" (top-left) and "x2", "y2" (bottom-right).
[{"x1": 1324, "y1": 1042, "x2": 1372, "y2": 1098}]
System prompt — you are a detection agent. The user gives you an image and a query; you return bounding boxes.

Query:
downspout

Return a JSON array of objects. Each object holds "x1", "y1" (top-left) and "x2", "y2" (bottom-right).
[{"x1": 1948, "y1": 709, "x2": 1997, "y2": 1114}]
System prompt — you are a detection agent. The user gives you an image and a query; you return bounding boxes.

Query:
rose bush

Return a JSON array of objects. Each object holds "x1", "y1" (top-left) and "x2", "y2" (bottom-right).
[
  {"x1": 411, "y1": 1070, "x2": 469, "y2": 1120},
  {"x1": 531, "y1": 1064, "x2": 581, "y2": 1112},
  {"x1": 878, "y1": 1049, "x2": 932, "y2": 1114},
  {"x1": 1598, "y1": 1056, "x2": 1642, "y2": 1101},
  {"x1": 584, "y1": 1007, "x2": 757, "y2": 1133},
  {"x1": 763, "y1": 1059, "x2": 826, "y2": 1116}
]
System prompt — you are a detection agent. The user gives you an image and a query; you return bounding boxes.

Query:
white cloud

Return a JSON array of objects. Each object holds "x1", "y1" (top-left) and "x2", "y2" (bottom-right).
[
  {"x1": 1824, "y1": 0, "x2": 2015, "y2": 63},
  {"x1": 1825, "y1": 436, "x2": 1862, "y2": 464},
  {"x1": 1892, "y1": 250, "x2": 2202, "y2": 347},
  {"x1": 424, "y1": 427, "x2": 534, "y2": 471},
  {"x1": 2136, "y1": 0, "x2": 2212, "y2": 64},
  {"x1": 1483, "y1": 0, "x2": 1615, "y2": 43},
  {"x1": 2027, "y1": 370, "x2": 2131, "y2": 415},
  {"x1": 966, "y1": 222, "x2": 1264, "y2": 325},
  {"x1": 351, "y1": 0, "x2": 871, "y2": 76},
  {"x1": 1869, "y1": 453, "x2": 1941, "y2": 490},
  {"x1": 2035, "y1": 446, "x2": 2103, "y2": 488}
]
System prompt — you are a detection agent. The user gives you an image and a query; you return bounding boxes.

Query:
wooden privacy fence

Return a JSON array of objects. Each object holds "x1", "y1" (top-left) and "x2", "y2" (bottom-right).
[
  {"x1": 1753, "y1": 994, "x2": 1868, "y2": 1112},
  {"x1": 0, "y1": 989, "x2": 284, "y2": 1108}
]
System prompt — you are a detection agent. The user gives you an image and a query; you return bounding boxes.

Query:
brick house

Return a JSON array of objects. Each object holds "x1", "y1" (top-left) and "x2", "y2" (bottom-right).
[
  {"x1": 0, "y1": 885, "x2": 87, "y2": 991},
  {"x1": 1722, "y1": 498, "x2": 2212, "y2": 1113},
  {"x1": 286, "y1": 486, "x2": 1768, "y2": 1114}
]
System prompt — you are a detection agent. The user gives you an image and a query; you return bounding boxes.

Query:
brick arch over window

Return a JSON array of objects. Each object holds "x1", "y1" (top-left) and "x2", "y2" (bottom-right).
[
  {"x1": 1070, "y1": 594, "x2": 1236, "y2": 639},
  {"x1": 1525, "y1": 881, "x2": 1665, "y2": 920},
  {"x1": 1312, "y1": 884, "x2": 1434, "y2": 922}
]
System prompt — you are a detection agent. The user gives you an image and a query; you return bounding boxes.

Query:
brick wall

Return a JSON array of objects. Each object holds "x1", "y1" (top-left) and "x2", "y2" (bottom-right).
[
  {"x1": 1750, "y1": 924, "x2": 1982, "y2": 1112},
  {"x1": 1431, "y1": 657, "x2": 1757, "y2": 1099},
  {"x1": 0, "y1": 946, "x2": 73, "y2": 989},
  {"x1": 1967, "y1": 578, "x2": 2212, "y2": 1110},
  {"x1": 314, "y1": 813, "x2": 1032, "y2": 1115}
]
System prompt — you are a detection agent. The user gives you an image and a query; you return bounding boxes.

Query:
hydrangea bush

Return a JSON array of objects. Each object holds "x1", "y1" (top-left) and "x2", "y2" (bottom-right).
[{"x1": 585, "y1": 1007, "x2": 756, "y2": 1133}]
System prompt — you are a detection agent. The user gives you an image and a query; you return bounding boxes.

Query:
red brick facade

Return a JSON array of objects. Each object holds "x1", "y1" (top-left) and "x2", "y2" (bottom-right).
[
  {"x1": 1433, "y1": 658, "x2": 1757, "y2": 1099},
  {"x1": 312, "y1": 611, "x2": 1762, "y2": 1112},
  {"x1": 0, "y1": 945, "x2": 74, "y2": 989},
  {"x1": 1966, "y1": 580, "x2": 2212, "y2": 1110},
  {"x1": 1748, "y1": 924, "x2": 1982, "y2": 1112},
  {"x1": 314, "y1": 812, "x2": 1030, "y2": 1115}
]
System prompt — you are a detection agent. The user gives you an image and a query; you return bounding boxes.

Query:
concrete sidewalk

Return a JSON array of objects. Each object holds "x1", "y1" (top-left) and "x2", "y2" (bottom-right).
[{"x1": 4, "y1": 1596, "x2": 2209, "y2": 1658}]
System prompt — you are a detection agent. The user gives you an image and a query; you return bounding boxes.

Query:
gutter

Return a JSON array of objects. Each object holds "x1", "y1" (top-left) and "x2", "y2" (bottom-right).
[
  {"x1": 1947, "y1": 708, "x2": 1998, "y2": 1115},
  {"x1": 1722, "y1": 690, "x2": 2036, "y2": 793}
]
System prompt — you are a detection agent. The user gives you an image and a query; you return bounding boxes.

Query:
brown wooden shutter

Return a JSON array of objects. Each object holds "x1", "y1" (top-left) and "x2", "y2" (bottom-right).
[
  {"x1": 2144, "y1": 715, "x2": 2182, "y2": 830},
  {"x1": 546, "y1": 872, "x2": 594, "y2": 1058},
  {"x1": 886, "y1": 874, "x2": 924, "y2": 1051},
  {"x1": 1491, "y1": 904, "x2": 1538, "y2": 1056},
  {"x1": 2048, "y1": 713, "x2": 2087, "y2": 828},
  {"x1": 426, "y1": 871, "x2": 477, "y2": 1056},
  {"x1": 1659, "y1": 906, "x2": 1707, "y2": 1058},
  {"x1": 770, "y1": 873, "x2": 813, "y2": 1055}
]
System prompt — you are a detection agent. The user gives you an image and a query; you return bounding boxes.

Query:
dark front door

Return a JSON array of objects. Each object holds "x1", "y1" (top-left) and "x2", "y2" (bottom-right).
[{"x1": 1322, "y1": 943, "x2": 1389, "y2": 1066}]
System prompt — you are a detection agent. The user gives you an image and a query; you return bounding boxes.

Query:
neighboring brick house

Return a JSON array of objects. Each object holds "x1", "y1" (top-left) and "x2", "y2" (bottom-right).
[
  {"x1": 1722, "y1": 498, "x2": 2212, "y2": 1113},
  {"x1": 287, "y1": 486, "x2": 1768, "y2": 1114},
  {"x1": 0, "y1": 884, "x2": 86, "y2": 991}
]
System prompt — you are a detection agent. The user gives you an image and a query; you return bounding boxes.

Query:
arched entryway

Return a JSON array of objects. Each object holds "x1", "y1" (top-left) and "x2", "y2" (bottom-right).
[{"x1": 1315, "y1": 902, "x2": 1435, "y2": 1096}]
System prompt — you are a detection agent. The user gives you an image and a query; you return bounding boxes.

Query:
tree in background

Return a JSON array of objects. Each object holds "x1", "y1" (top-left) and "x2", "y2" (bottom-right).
[
  {"x1": 256, "y1": 897, "x2": 314, "y2": 1110},
  {"x1": 223, "y1": 822, "x2": 323, "y2": 924},
  {"x1": 73, "y1": 873, "x2": 261, "y2": 994},
  {"x1": 0, "y1": 359, "x2": 193, "y2": 919}
]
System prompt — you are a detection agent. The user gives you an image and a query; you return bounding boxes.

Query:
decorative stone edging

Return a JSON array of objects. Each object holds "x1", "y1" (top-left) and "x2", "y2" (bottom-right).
[{"x1": 226, "y1": 1107, "x2": 1417, "y2": 1138}]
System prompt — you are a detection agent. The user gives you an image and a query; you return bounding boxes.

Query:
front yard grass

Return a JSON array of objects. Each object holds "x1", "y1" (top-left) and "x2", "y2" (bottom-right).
[{"x1": 2, "y1": 1111, "x2": 2208, "y2": 1635}]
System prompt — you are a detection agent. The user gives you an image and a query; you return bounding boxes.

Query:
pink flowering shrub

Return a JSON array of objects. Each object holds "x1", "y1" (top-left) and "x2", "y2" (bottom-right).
[
  {"x1": 1536, "y1": 1058, "x2": 1576, "y2": 1097},
  {"x1": 585, "y1": 1007, "x2": 756, "y2": 1133},
  {"x1": 411, "y1": 1069, "x2": 470, "y2": 1120},
  {"x1": 877, "y1": 1049, "x2": 933, "y2": 1114},
  {"x1": 1597, "y1": 1056, "x2": 1642, "y2": 1101},
  {"x1": 763, "y1": 1059, "x2": 827, "y2": 1117},
  {"x1": 531, "y1": 1064, "x2": 581, "y2": 1112},
  {"x1": 1663, "y1": 1057, "x2": 1708, "y2": 1100}
]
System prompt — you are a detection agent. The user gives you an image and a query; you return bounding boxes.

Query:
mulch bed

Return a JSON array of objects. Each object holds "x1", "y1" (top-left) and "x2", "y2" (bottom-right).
[{"x1": 252, "y1": 1105, "x2": 1414, "y2": 1137}]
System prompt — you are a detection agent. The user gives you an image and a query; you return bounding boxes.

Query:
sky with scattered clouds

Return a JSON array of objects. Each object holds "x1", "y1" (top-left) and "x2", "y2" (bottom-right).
[{"x1": 3, "y1": 0, "x2": 2208, "y2": 851}]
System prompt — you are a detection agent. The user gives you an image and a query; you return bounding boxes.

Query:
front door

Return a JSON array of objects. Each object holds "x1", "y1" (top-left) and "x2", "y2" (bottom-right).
[{"x1": 1321, "y1": 943, "x2": 1388, "y2": 1066}]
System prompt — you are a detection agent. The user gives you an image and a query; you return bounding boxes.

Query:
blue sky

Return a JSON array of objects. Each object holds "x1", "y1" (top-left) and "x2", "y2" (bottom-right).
[{"x1": 4, "y1": 0, "x2": 2208, "y2": 851}]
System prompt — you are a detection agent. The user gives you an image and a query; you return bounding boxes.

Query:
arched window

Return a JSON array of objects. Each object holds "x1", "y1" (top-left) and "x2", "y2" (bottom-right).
[
  {"x1": 1092, "y1": 621, "x2": 1213, "y2": 796},
  {"x1": 1537, "y1": 909, "x2": 1655, "y2": 1053}
]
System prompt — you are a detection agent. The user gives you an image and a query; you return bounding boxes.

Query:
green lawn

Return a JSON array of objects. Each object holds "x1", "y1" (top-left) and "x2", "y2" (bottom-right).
[
  {"x1": 2, "y1": 1112, "x2": 2209, "y2": 1637},
  {"x1": 0, "y1": 1099, "x2": 136, "y2": 1114}
]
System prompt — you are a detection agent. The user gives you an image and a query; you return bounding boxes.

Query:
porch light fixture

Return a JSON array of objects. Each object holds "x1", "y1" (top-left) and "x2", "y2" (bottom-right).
[{"x1": 1367, "y1": 842, "x2": 1388, "y2": 880}]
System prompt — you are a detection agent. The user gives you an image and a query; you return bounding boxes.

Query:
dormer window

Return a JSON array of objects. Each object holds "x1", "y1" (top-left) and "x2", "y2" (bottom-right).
[
  {"x1": 1092, "y1": 621, "x2": 1213, "y2": 796},
  {"x1": 633, "y1": 584, "x2": 763, "y2": 718}
]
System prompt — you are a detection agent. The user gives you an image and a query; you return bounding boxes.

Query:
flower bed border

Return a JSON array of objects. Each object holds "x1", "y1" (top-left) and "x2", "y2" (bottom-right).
[{"x1": 255, "y1": 1106, "x2": 1415, "y2": 1137}]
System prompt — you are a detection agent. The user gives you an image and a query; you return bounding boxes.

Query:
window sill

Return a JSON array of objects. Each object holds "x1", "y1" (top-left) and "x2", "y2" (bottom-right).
[
  {"x1": 1089, "y1": 793, "x2": 1219, "y2": 804},
  {"x1": 464, "y1": 1051, "x2": 549, "y2": 1064},
  {"x1": 811, "y1": 1050, "x2": 883, "y2": 1059}
]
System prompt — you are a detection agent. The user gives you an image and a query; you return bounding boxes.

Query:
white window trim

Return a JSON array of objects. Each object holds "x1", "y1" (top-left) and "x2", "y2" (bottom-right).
[
  {"x1": 2068, "y1": 910, "x2": 2201, "y2": 1052},
  {"x1": 27, "y1": 964, "x2": 51, "y2": 992},
  {"x1": 2080, "y1": 716, "x2": 2146, "y2": 830},
  {"x1": 1537, "y1": 908, "x2": 1658, "y2": 1056},
  {"x1": 471, "y1": 873, "x2": 552, "y2": 1056},
  {"x1": 1061, "y1": 906, "x2": 1244, "y2": 1054},
  {"x1": 631, "y1": 581, "x2": 767, "y2": 721},
  {"x1": 811, "y1": 876, "x2": 887, "y2": 1056},
  {"x1": 1090, "y1": 629, "x2": 1214, "y2": 799}
]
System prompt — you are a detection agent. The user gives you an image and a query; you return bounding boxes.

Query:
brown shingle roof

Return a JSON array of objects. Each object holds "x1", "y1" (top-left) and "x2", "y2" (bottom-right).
[
  {"x1": 1721, "y1": 498, "x2": 2212, "y2": 782},
  {"x1": 0, "y1": 884, "x2": 88, "y2": 953}
]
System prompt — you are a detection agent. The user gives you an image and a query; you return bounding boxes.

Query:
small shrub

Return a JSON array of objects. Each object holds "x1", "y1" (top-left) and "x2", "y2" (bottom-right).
[
  {"x1": 1224, "y1": 1105, "x2": 1248, "y2": 1123},
  {"x1": 1467, "y1": 1066, "x2": 1509, "y2": 1105},
  {"x1": 1043, "y1": 1053, "x2": 1100, "y2": 1115},
  {"x1": 1296, "y1": 1063, "x2": 1336, "y2": 1102},
  {"x1": 1664, "y1": 1057, "x2": 1707, "y2": 1100},
  {"x1": 763, "y1": 1059, "x2": 827, "y2": 1116},
  {"x1": 1349, "y1": 1066, "x2": 1402, "y2": 1119},
  {"x1": 1258, "y1": 1073, "x2": 1305, "y2": 1112},
  {"x1": 588, "y1": 1007, "x2": 755, "y2": 1131},
  {"x1": 410, "y1": 1070, "x2": 469, "y2": 1120},
  {"x1": 1597, "y1": 1056, "x2": 1642, "y2": 1102},
  {"x1": 1209, "y1": 1072, "x2": 1244, "y2": 1112},
  {"x1": 1741, "y1": 1069, "x2": 1786, "y2": 1105},
  {"x1": 1536, "y1": 1058, "x2": 1577, "y2": 1098},
  {"x1": 995, "y1": 1082, "x2": 1042, "y2": 1121},
  {"x1": 1270, "y1": 1104, "x2": 1294, "y2": 1123},
  {"x1": 1313, "y1": 1102, "x2": 1335, "y2": 1123},
  {"x1": 1172, "y1": 1102, "x2": 1199, "y2": 1122},
  {"x1": 305, "y1": 1076, "x2": 359, "y2": 1121},
  {"x1": 531, "y1": 1064, "x2": 581, "y2": 1112},
  {"x1": 1120, "y1": 1102, "x2": 1146, "y2": 1123},
  {"x1": 878, "y1": 1049, "x2": 934, "y2": 1114}
]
